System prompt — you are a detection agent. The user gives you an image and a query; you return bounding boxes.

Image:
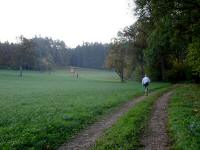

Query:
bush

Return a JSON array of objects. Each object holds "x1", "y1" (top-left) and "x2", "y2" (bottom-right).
[
  {"x1": 166, "y1": 59, "x2": 192, "y2": 83},
  {"x1": 186, "y1": 39, "x2": 200, "y2": 82}
]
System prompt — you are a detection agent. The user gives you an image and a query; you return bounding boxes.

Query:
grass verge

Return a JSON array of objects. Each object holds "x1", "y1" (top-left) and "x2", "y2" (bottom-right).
[
  {"x1": 168, "y1": 84, "x2": 200, "y2": 150},
  {"x1": 92, "y1": 87, "x2": 171, "y2": 150}
]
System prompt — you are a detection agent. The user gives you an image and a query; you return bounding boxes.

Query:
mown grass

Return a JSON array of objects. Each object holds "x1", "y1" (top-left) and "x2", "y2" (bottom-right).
[
  {"x1": 0, "y1": 69, "x2": 169, "y2": 149},
  {"x1": 92, "y1": 87, "x2": 171, "y2": 150},
  {"x1": 168, "y1": 84, "x2": 200, "y2": 150}
]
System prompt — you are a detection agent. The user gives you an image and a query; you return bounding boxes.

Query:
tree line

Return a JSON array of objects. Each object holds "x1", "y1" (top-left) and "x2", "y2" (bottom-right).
[
  {"x1": 70, "y1": 42, "x2": 108, "y2": 69},
  {"x1": 106, "y1": 0, "x2": 200, "y2": 83},
  {"x1": 0, "y1": 36, "x2": 108, "y2": 76}
]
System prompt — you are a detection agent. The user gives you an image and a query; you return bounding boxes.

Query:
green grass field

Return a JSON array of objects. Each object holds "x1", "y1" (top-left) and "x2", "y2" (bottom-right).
[
  {"x1": 168, "y1": 84, "x2": 200, "y2": 150},
  {"x1": 0, "y1": 69, "x2": 169, "y2": 149}
]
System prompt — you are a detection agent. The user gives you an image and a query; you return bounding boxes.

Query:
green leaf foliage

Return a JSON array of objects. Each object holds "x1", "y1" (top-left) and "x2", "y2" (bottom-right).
[{"x1": 186, "y1": 39, "x2": 200, "y2": 76}]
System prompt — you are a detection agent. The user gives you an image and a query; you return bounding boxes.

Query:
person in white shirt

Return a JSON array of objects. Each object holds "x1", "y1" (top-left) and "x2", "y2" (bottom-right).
[{"x1": 142, "y1": 74, "x2": 150, "y2": 95}]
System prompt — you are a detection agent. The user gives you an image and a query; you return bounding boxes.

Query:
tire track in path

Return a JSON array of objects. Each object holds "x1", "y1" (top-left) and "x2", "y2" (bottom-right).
[
  {"x1": 141, "y1": 91, "x2": 173, "y2": 150},
  {"x1": 58, "y1": 95, "x2": 148, "y2": 150}
]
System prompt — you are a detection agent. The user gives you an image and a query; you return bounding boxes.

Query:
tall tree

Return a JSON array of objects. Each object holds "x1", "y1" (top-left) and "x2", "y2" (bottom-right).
[
  {"x1": 16, "y1": 36, "x2": 36, "y2": 77},
  {"x1": 122, "y1": 21, "x2": 149, "y2": 77},
  {"x1": 146, "y1": 16, "x2": 172, "y2": 80},
  {"x1": 105, "y1": 38, "x2": 131, "y2": 82},
  {"x1": 131, "y1": 0, "x2": 200, "y2": 82}
]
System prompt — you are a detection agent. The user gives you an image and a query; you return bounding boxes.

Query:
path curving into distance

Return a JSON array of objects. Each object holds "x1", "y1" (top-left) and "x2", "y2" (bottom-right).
[
  {"x1": 58, "y1": 95, "x2": 148, "y2": 150},
  {"x1": 141, "y1": 91, "x2": 173, "y2": 150}
]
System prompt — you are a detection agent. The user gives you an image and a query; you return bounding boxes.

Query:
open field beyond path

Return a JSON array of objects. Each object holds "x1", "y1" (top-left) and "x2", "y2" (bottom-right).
[{"x1": 0, "y1": 69, "x2": 169, "y2": 149}]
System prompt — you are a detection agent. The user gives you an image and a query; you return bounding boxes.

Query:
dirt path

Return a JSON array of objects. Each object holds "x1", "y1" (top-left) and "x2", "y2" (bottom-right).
[
  {"x1": 58, "y1": 95, "x2": 148, "y2": 150},
  {"x1": 141, "y1": 91, "x2": 173, "y2": 150}
]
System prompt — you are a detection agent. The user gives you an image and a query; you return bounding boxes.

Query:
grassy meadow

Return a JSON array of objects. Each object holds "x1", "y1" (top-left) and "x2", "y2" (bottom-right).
[{"x1": 0, "y1": 69, "x2": 169, "y2": 149}]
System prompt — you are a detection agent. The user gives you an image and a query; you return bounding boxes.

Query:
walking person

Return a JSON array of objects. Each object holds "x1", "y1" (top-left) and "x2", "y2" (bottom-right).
[{"x1": 142, "y1": 74, "x2": 150, "y2": 96}]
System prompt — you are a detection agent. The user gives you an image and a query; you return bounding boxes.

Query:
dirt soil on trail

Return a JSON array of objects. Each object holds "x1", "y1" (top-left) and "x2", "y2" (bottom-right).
[
  {"x1": 141, "y1": 91, "x2": 173, "y2": 150},
  {"x1": 58, "y1": 95, "x2": 147, "y2": 150}
]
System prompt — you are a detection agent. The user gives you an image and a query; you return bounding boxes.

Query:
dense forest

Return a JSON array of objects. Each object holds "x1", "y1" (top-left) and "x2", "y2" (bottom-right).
[
  {"x1": 0, "y1": 36, "x2": 108, "y2": 73},
  {"x1": 106, "y1": 0, "x2": 200, "y2": 83},
  {"x1": 70, "y1": 43, "x2": 108, "y2": 69}
]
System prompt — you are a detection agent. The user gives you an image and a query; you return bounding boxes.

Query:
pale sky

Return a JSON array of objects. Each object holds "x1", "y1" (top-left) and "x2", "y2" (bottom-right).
[{"x1": 0, "y1": 0, "x2": 135, "y2": 47}]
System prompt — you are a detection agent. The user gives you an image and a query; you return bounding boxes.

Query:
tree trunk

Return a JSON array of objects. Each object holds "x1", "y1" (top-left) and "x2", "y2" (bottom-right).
[
  {"x1": 160, "y1": 56, "x2": 165, "y2": 81},
  {"x1": 141, "y1": 63, "x2": 144, "y2": 77},
  {"x1": 121, "y1": 72, "x2": 124, "y2": 82},
  {"x1": 120, "y1": 66, "x2": 125, "y2": 83},
  {"x1": 116, "y1": 69, "x2": 124, "y2": 82},
  {"x1": 140, "y1": 52, "x2": 145, "y2": 77},
  {"x1": 19, "y1": 65, "x2": 23, "y2": 77}
]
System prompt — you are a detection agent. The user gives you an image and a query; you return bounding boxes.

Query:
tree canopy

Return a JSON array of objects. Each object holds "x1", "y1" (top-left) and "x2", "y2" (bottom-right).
[{"x1": 106, "y1": 0, "x2": 200, "y2": 82}]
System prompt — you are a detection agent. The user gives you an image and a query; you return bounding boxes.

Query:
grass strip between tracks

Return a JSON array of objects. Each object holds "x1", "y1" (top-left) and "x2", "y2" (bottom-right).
[{"x1": 93, "y1": 87, "x2": 171, "y2": 150}]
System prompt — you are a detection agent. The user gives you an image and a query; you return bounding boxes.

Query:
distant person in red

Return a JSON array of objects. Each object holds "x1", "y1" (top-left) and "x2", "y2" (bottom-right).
[{"x1": 142, "y1": 74, "x2": 150, "y2": 95}]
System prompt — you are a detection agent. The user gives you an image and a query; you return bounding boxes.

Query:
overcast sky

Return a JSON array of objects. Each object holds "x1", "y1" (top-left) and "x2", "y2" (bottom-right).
[{"x1": 0, "y1": 0, "x2": 136, "y2": 47}]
